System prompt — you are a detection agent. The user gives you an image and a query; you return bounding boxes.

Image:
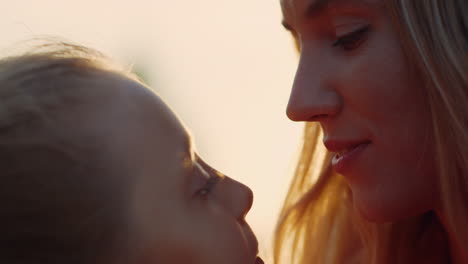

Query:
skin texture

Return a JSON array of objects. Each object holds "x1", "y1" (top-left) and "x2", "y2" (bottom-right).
[
  {"x1": 73, "y1": 75, "x2": 258, "y2": 264},
  {"x1": 281, "y1": 0, "x2": 438, "y2": 222}
]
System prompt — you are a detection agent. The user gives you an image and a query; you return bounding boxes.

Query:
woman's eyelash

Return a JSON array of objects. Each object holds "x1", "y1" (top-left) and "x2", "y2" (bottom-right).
[{"x1": 332, "y1": 25, "x2": 371, "y2": 51}]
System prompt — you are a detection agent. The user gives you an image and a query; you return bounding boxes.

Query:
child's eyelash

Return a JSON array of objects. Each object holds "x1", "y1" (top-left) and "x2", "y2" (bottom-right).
[
  {"x1": 194, "y1": 159, "x2": 222, "y2": 199},
  {"x1": 197, "y1": 174, "x2": 220, "y2": 198},
  {"x1": 332, "y1": 25, "x2": 371, "y2": 51}
]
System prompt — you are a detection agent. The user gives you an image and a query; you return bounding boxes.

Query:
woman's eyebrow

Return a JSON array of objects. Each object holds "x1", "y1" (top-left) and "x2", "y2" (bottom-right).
[
  {"x1": 282, "y1": 0, "x2": 337, "y2": 31},
  {"x1": 282, "y1": 0, "x2": 370, "y2": 31},
  {"x1": 304, "y1": 0, "x2": 332, "y2": 18},
  {"x1": 306, "y1": 0, "x2": 378, "y2": 18}
]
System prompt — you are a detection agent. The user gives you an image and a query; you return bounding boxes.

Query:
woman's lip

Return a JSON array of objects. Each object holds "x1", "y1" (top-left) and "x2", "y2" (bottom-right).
[
  {"x1": 331, "y1": 141, "x2": 370, "y2": 174},
  {"x1": 324, "y1": 139, "x2": 371, "y2": 153}
]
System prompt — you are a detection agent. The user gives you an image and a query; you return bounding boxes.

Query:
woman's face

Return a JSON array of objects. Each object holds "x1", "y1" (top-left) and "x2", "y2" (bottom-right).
[
  {"x1": 281, "y1": 0, "x2": 438, "y2": 221},
  {"x1": 80, "y1": 76, "x2": 262, "y2": 264}
]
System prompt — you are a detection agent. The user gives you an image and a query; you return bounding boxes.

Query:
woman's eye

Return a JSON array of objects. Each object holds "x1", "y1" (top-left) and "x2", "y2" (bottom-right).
[{"x1": 332, "y1": 25, "x2": 371, "y2": 51}]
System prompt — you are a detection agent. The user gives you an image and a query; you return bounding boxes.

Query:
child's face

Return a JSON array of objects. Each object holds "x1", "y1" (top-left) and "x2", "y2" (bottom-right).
[{"x1": 81, "y1": 76, "x2": 261, "y2": 264}]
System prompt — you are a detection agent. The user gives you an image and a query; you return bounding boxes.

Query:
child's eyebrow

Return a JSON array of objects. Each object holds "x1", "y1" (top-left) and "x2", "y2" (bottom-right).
[
  {"x1": 186, "y1": 136, "x2": 195, "y2": 161},
  {"x1": 180, "y1": 134, "x2": 195, "y2": 170}
]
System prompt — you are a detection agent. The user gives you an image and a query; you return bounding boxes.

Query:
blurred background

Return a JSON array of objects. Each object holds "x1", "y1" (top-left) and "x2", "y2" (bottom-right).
[{"x1": 1, "y1": 1, "x2": 301, "y2": 261}]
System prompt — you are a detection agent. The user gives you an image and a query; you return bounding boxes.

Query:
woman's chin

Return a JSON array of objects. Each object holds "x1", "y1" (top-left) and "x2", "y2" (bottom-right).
[{"x1": 353, "y1": 193, "x2": 432, "y2": 223}]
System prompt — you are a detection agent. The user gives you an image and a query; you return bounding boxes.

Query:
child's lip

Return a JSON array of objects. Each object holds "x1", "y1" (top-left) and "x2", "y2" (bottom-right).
[
  {"x1": 255, "y1": 256, "x2": 265, "y2": 264},
  {"x1": 241, "y1": 222, "x2": 259, "y2": 257}
]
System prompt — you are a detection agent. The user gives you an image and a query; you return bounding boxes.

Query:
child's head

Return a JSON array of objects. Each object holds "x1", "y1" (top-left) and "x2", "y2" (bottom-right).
[{"x1": 0, "y1": 42, "x2": 261, "y2": 264}]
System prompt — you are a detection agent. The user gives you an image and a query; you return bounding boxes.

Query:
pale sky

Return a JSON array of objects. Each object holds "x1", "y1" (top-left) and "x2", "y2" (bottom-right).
[{"x1": 1, "y1": 1, "x2": 301, "y2": 261}]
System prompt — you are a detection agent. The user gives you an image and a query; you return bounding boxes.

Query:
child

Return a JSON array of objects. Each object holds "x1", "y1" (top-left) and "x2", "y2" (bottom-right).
[{"x1": 0, "y1": 42, "x2": 265, "y2": 264}]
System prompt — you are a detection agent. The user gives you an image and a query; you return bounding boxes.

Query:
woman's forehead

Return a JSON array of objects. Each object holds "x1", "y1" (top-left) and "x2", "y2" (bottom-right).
[
  {"x1": 281, "y1": 0, "x2": 379, "y2": 17},
  {"x1": 281, "y1": 0, "x2": 381, "y2": 28},
  {"x1": 281, "y1": 0, "x2": 334, "y2": 15}
]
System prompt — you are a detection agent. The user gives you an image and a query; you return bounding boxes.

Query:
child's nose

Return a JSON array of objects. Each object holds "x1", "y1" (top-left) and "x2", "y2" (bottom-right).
[{"x1": 219, "y1": 176, "x2": 254, "y2": 221}]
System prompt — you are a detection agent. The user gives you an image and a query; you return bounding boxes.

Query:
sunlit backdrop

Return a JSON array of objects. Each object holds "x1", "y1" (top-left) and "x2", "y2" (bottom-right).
[{"x1": 1, "y1": 1, "x2": 301, "y2": 261}]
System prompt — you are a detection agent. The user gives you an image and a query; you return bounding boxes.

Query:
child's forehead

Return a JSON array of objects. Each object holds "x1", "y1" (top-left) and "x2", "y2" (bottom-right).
[
  {"x1": 67, "y1": 74, "x2": 192, "y2": 167},
  {"x1": 113, "y1": 78, "x2": 189, "y2": 141}
]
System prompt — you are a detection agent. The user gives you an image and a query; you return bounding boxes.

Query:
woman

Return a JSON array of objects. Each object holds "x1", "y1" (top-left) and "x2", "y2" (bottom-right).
[{"x1": 274, "y1": 0, "x2": 467, "y2": 263}]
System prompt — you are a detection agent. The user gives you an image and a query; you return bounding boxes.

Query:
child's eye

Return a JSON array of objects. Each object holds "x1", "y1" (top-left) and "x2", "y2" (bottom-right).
[
  {"x1": 332, "y1": 25, "x2": 371, "y2": 51},
  {"x1": 196, "y1": 174, "x2": 220, "y2": 199},
  {"x1": 193, "y1": 158, "x2": 222, "y2": 200}
]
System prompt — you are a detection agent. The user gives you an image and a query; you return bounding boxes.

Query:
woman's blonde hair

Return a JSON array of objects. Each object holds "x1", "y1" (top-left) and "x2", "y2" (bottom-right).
[
  {"x1": 0, "y1": 41, "x2": 142, "y2": 264},
  {"x1": 274, "y1": 0, "x2": 468, "y2": 263}
]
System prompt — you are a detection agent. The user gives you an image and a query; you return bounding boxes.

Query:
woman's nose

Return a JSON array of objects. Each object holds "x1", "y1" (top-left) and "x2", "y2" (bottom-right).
[
  {"x1": 218, "y1": 176, "x2": 254, "y2": 221},
  {"x1": 286, "y1": 51, "x2": 342, "y2": 122}
]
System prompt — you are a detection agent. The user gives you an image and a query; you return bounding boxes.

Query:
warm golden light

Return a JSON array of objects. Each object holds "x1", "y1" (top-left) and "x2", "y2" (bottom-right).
[{"x1": 0, "y1": 1, "x2": 300, "y2": 261}]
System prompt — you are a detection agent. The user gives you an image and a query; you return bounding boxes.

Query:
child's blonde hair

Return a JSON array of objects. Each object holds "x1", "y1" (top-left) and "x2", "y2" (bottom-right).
[
  {"x1": 0, "y1": 41, "x2": 141, "y2": 264},
  {"x1": 274, "y1": 0, "x2": 467, "y2": 263}
]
